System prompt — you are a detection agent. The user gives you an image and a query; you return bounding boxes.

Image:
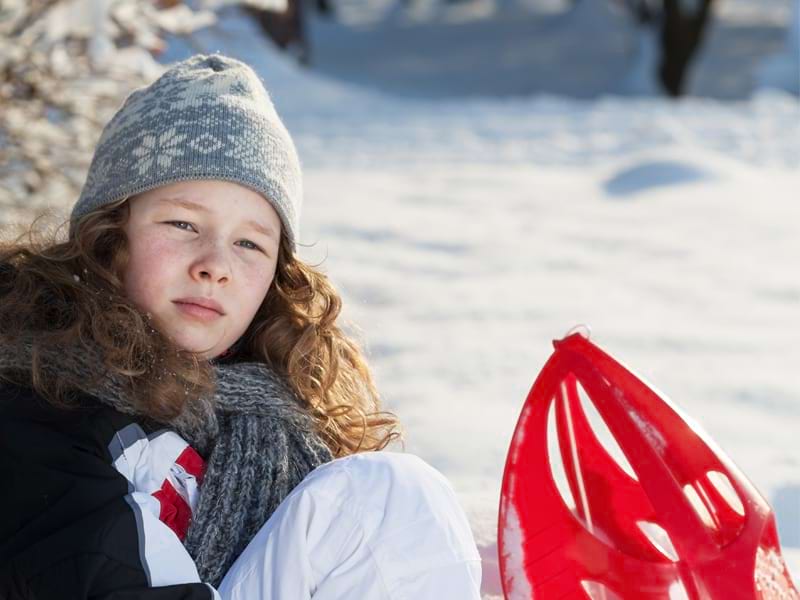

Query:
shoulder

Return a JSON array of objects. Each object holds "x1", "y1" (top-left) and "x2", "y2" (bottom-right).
[
  {"x1": 0, "y1": 378, "x2": 205, "y2": 497},
  {"x1": 0, "y1": 381, "x2": 210, "y2": 597},
  {"x1": 0, "y1": 381, "x2": 159, "y2": 461}
]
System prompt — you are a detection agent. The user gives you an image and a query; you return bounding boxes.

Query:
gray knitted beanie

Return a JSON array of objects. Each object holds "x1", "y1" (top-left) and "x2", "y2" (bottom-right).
[{"x1": 71, "y1": 53, "x2": 302, "y2": 248}]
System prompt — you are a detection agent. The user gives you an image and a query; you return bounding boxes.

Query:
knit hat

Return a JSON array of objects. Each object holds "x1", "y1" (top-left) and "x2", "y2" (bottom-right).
[{"x1": 70, "y1": 53, "x2": 302, "y2": 248}]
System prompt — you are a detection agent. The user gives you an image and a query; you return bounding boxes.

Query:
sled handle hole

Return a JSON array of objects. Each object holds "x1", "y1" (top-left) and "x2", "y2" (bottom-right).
[
  {"x1": 706, "y1": 470, "x2": 745, "y2": 517},
  {"x1": 636, "y1": 520, "x2": 679, "y2": 562}
]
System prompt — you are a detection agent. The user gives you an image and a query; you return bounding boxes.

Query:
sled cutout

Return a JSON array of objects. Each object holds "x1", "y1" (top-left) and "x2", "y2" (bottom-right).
[
  {"x1": 706, "y1": 470, "x2": 745, "y2": 517},
  {"x1": 637, "y1": 521, "x2": 679, "y2": 562},
  {"x1": 682, "y1": 484, "x2": 718, "y2": 532},
  {"x1": 498, "y1": 331, "x2": 800, "y2": 599},
  {"x1": 547, "y1": 395, "x2": 578, "y2": 514},
  {"x1": 582, "y1": 580, "x2": 623, "y2": 600},
  {"x1": 572, "y1": 379, "x2": 639, "y2": 482},
  {"x1": 668, "y1": 580, "x2": 692, "y2": 600},
  {"x1": 554, "y1": 372, "x2": 666, "y2": 562}
]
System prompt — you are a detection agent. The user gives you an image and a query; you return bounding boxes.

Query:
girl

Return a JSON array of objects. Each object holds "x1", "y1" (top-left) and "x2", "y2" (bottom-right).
[{"x1": 0, "y1": 54, "x2": 482, "y2": 599}]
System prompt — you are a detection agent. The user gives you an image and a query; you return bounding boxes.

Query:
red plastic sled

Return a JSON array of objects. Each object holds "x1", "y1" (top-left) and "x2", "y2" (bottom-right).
[{"x1": 498, "y1": 330, "x2": 799, "y2": 599}]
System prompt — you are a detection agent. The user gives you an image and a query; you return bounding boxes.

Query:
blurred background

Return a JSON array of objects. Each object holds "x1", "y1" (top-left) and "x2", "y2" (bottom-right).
[
  {"x1": 1, "y1": 1, "x2": 799, "y2": 597},
  {"x1": 1, "y1": 0, "x2": 797, "y2": 219}
]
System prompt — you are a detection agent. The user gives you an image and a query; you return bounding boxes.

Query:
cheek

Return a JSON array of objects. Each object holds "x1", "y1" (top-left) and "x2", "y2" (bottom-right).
[
  {"x1": 123, "y1": 234, "x2": 178, "y2": 308},
  {"x1": 241, "y1": 264, "x2": 276, "y2": 313}
]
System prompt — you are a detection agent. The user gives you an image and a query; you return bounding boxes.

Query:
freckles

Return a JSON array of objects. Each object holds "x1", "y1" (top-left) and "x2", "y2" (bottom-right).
[
  {"x1": 127, "y1": 231, "x2": 181, "y2": 298},
  {"x1": 253, "y1": 264, "x2": 276, "y2": 289},
  {"x1": 144, "y1": 231, "x2": 175, "y2": 257},
  {"x1": 240, "y1": 264, "x2": 274, "y2": 303},
  {"x1": 142, "y1": 232, "x2": 183, "y2": 267}
]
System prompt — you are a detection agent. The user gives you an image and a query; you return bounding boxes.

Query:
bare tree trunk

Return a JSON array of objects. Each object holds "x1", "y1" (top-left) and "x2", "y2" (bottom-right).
[
  {"x1": 658, "y1": 0, "x2": 713, "y2": 96},
  {"x1": 314, "y1": 0, "x2": 333, "y2": 17},
  {"x1": 247, "y1": 0, "x2": 311, "y2": 66}
]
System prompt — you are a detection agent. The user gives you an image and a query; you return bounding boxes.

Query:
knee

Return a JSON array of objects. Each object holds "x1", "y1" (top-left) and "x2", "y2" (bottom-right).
[
  {"x1": 300, "y1": 452, "x2": 480, "y2": 562},
  {"x1": 351, "y1": 451, "x2": 450, "y2": 488},
  {"x1": 323, "y1": 452, "x2": 465, "y2": 525},
  {"x1": 346, "y1": 451, "x2": 450, "y2": 494},
  {"x1": 339, "y1": 453, "x2": 481, "y2": 564}
]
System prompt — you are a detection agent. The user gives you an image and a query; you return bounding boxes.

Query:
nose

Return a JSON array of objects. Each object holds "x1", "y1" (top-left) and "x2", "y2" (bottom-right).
[{"x1": 189, "y1": 242, "x2": 231, "y2": 285}]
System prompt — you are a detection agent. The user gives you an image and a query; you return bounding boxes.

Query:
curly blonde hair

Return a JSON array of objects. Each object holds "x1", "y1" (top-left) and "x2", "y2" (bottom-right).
[{"x1": 0, "y1": 201, "x2": 403, "y2": 457}]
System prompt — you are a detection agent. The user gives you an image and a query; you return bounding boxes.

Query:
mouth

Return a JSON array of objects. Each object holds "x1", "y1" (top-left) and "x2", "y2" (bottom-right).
[{"x1": 173, "y1": 299, "x2": 225, "y2": 321}]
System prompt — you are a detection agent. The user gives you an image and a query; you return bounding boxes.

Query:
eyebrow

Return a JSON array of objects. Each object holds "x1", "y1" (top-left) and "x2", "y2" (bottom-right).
[{"x1": 160, "y1": 197, "x2": 277, "y2": 239}]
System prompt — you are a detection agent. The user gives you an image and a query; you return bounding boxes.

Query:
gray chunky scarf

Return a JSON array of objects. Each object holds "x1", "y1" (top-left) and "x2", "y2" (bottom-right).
[{"x1": 0, "y1": 337, "x2": 334, "y2": 587}]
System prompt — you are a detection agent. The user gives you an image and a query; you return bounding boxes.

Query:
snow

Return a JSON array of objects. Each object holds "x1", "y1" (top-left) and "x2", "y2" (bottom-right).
[
  {"x1": 166, "y1": 1, "x2": 799, "y2": 595},
  {"x1": 2, "y1": 0, "x2": 794, "y2": 590}
]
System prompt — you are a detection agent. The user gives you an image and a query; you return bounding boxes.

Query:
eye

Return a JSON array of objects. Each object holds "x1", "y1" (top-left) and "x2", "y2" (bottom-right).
[
  {"x1": 237, "y1": 239, "x2": 265, "y2": 253},
  {"x1": 166, "y1": 220, "x2": 197, "y2": 232},
  {"x1": 165, "y1": 221, "x2": 266, "y2": 254}
]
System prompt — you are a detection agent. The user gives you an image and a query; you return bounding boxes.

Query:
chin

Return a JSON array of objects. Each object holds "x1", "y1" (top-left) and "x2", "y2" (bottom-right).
[{"x1": 168, "y1": 335, "x2": 218, "y2": 357}]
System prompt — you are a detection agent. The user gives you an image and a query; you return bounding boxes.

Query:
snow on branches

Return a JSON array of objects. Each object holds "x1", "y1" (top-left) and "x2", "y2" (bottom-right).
[{"x1": 0, "y1": 0, "x2": 225, "y2": 230}]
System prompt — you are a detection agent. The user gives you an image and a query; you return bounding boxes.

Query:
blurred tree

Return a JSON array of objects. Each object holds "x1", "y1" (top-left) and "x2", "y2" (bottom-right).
[
  {"x1": 245, "y1": 1, "x2": 310, "y2": 65},
  {"x1": 620, "y1": 0, "x2": 714, "y2": 96},
  {"x1": 660, "y1": 0, "x2": 714, "y2": 95},
  {"x1": 0, "y1": 0, "x2": 260, "y2": 227},
  {"x1": 245, "y1": 0, "x2": 334, "y2": 67}
]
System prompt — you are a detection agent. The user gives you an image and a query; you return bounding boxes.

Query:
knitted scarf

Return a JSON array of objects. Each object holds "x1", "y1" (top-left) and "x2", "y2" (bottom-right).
[{"x1": 0, "y1": 336, "x2": 334, "y2": 587}]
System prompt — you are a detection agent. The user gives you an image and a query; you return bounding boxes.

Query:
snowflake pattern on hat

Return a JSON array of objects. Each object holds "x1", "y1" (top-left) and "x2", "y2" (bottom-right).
[{"x1": 132, "y1": 127, "x2": 188, "y2": 175}]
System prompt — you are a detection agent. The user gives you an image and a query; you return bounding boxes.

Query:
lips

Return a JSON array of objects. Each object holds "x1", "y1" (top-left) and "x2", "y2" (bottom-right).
[{"x1": 173, "y1": 297, "x2": 225, "y2": 315}]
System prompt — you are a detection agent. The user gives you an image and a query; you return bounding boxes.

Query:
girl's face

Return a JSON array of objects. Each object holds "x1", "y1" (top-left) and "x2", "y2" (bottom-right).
[{"x1": 122, "y1": 179, "x2": 282, "y2": 360}]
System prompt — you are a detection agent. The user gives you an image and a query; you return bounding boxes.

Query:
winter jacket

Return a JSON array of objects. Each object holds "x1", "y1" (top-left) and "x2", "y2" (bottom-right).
[{"x1": 0, "y1": 381, "x2": 220, "y2": 600}]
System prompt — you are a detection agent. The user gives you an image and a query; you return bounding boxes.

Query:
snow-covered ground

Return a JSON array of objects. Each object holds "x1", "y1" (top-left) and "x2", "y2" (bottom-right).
[
  {"x1": 162, "y1": 4, "x2": 800, "y2": 596},
  {"x1": 307, "y1": 0, "x2": 796, "y2": 99}
]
